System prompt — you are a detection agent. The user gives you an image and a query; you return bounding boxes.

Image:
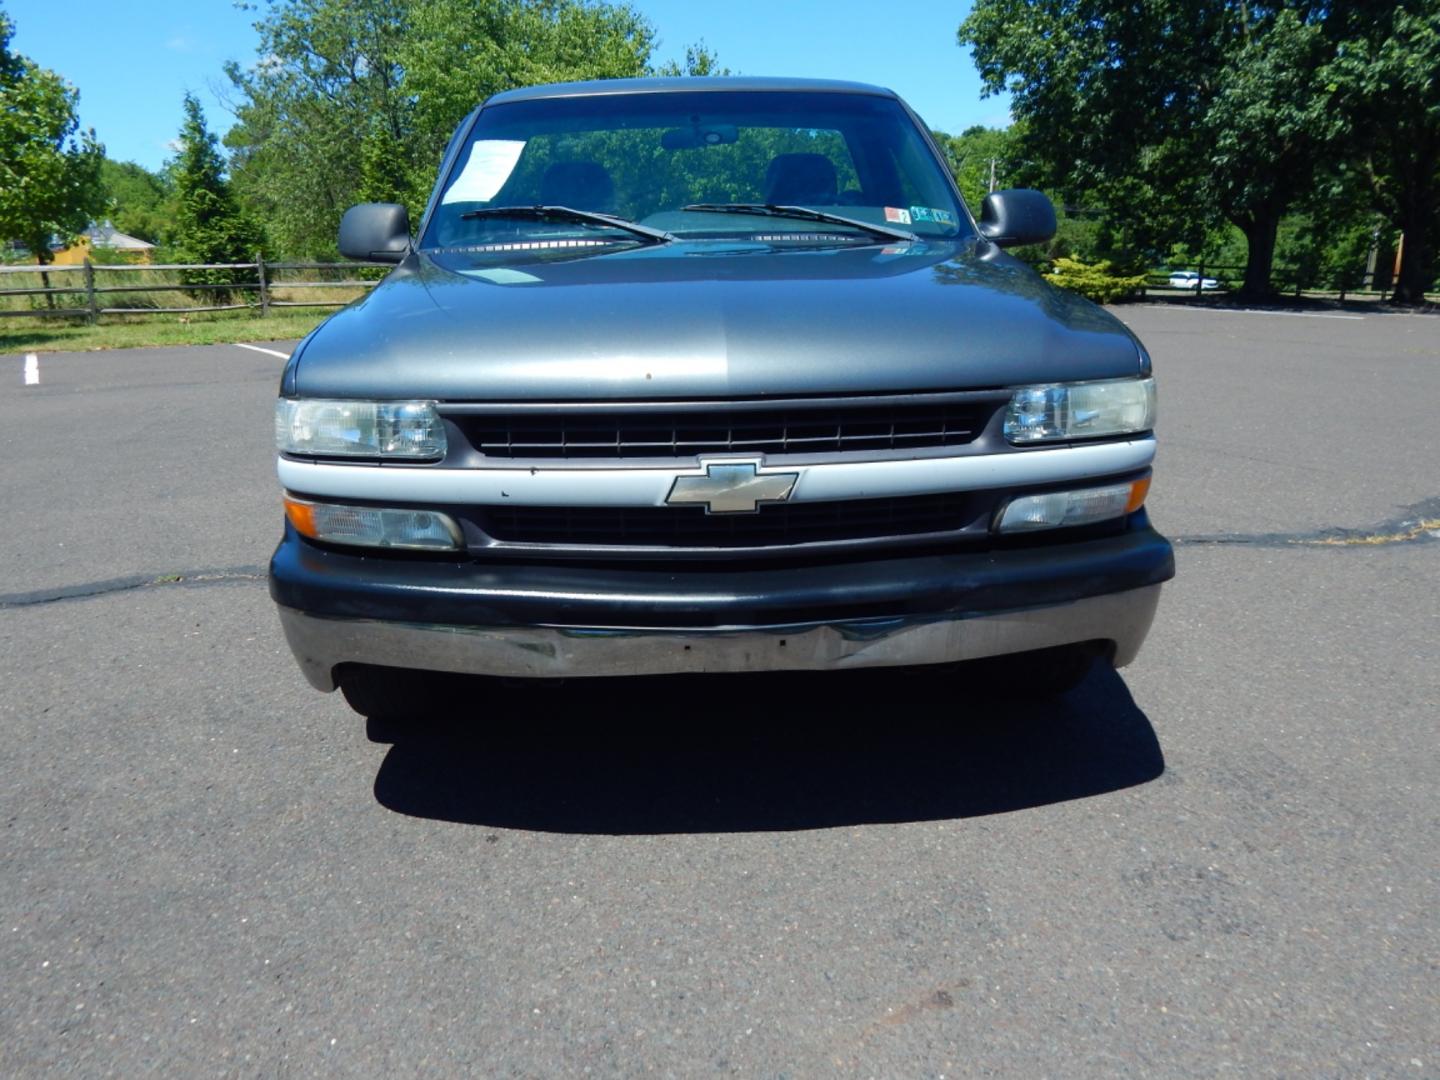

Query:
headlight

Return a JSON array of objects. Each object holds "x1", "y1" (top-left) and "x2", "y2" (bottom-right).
[
  {"x1": 1004, "y1": 377, "x2": 1155, "y2": 443},
  {"x1": 275, "y1": 399, "x2": 446, "y2": 459}
]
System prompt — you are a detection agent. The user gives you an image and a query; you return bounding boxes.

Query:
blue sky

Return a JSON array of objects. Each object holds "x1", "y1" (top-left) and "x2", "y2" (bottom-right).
[{"x1": 6, "y1": 0, "x2": 1010, "y2": 173}]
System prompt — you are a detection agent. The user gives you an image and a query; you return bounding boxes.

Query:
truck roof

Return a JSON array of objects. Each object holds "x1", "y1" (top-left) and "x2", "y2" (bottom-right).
[{"x1": 485, "y1": 76, "x2": 899, "y2": 107}]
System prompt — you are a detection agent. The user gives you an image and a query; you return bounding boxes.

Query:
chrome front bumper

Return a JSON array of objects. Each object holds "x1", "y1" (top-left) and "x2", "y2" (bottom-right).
[{"x1": 276, "y1": 584, "x2": 1162, "y2": 690}]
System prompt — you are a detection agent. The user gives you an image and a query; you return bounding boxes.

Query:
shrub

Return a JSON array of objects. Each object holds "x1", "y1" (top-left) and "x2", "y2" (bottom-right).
[{"x1": 1044, "y1": 257, "x2": 1148, "y2": 303}]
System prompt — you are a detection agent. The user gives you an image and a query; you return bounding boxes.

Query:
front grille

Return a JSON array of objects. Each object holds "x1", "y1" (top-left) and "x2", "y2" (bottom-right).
[
  {"x1": 479, "y1": 494, "x2": 976, "y2": 549},
  {"x1": 456, "y1": 401, "x2": 993, "y2": 459}
]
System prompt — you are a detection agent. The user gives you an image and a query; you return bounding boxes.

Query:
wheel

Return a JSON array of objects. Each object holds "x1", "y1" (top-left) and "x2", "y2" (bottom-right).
[{"x1": 338, "y1": 664, "x2": 451, "y2": 721}]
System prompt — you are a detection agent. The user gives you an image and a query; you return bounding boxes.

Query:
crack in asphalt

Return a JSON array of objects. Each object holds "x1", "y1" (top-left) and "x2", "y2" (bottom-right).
[
  {"x1": 1174, "y1": 498, "x2": 1440, "y2": 549},
  {"x1": 6, "y1": 499, "x2": 1437, "y2": 610},
  {"x1": 0, "y1": 566, "x2": 268, "y2": 609}
]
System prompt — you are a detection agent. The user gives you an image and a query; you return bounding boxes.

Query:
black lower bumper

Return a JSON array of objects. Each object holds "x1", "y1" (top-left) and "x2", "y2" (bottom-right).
[{"x1": 268, "y1": 511, "x2": 1175, "y2": 631}]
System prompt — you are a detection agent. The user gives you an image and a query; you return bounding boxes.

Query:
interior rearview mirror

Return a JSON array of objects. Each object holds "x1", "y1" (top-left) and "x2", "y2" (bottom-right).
[{"x1": 661, "y1": 124, "x2": 740, "y2": 150}]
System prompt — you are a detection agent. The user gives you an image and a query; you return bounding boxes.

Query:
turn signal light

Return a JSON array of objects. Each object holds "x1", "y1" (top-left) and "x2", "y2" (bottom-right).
[
  {"x1": 283, "y1": 495, "x2": 462, "y2": 551},
  {"x1": 996, "y1": 476, "x2": 1150, "y2": 533}
]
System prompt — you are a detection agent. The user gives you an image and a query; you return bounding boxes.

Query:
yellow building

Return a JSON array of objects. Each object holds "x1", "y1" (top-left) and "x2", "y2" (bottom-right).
[{"x1": 51, "y1": 221, "x2": 156, "y2": 265}]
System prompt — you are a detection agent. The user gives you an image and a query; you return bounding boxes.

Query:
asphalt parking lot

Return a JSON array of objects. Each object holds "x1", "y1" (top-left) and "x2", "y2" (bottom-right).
[{"x1": 1, "y1": 305, "x2": 1436, "y2": 1077}]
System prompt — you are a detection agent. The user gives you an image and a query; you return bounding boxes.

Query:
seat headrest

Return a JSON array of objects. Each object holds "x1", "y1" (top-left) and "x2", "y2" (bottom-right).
[
  {"x1": 539, "y1": 161, "x2": 616, "y2": 213},
  {"x1": 763, "y1": 154, "x2": 839, "y2": 206}
]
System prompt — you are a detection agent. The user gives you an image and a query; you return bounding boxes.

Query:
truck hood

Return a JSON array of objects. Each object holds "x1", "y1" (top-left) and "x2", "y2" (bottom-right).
[{"x1": 288, "y1": 240, "x2": 1145, "y2": 400}]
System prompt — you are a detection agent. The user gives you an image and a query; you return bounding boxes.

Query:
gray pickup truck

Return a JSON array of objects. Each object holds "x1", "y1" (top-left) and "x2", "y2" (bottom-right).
[{"x1": 268, "y1": 77, "x2": 1173, "y2": 719}]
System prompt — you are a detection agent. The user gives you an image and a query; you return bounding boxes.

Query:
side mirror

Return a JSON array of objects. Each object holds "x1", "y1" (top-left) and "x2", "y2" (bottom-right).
[
  {"x1": 339, "y1": 202, "x2": 411, "y2": 262},
  {"x1": 977, "y1": 189, "x2": 1056, "y2": 248}
]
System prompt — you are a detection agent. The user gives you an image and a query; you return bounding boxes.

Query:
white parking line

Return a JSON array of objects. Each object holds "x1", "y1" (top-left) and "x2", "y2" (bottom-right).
[
  {"x1": 235, "y1": 343, "x2": 291, "y2": 359},
  {"x1": 23, "y1": 353, "x2": 38, "y2": 386},
  {"x1": 1151, "y1": 306, "x2": 1366, "y2": 321}
]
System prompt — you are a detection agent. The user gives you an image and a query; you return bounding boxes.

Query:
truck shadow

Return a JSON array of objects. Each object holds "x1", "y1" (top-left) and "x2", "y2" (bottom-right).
[{"x1": 369, "y1": 661, "x2": 1164, "y2": 833}]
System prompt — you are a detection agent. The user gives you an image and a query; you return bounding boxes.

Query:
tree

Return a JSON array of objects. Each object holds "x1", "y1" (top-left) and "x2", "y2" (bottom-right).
[
  {"x1": 0, "y1": 6, "x2": 105, "y2": 265},
  {"x1": 171, "y1": 93, "x2": 265, "y2": 299},
  {"x1": 932, "y1": 124, "x2": 1022, "y2": 209},
  {"x1": 357, "y1": 113, "x2": 411, "y2": 206},
  {"x1": 224, "y1": 0, "x2": 668, "y2": 257},
  {"x1": 652, "y1": 40, "x2": 729, "y2": 77},
  {"x1": 99, "y1": 159, "x2": 172, "y2": 245},
  {"x1": 1323, "y1": 1, "x2": 1440, "y2": 303},
  {"x1": 1202, "y1": 9, "x2": 1332, "y2": 296},
  {"x1": 959, "y1": 0, "x2": 1337, "y2": 297},
  {"x1": 224, "y1": 0, "x2": 414, "y2": 257},
  {"x1": 399, "y1": 0, "x2": 656, "y2": 169}
]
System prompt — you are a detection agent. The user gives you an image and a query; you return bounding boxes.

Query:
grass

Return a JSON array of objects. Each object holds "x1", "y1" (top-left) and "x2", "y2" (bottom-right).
[{"x1": 0, "y1": 308, "x2": 332, "y2": 353}]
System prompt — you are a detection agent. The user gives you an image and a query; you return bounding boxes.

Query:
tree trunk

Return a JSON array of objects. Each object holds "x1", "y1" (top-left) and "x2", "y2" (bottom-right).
[
  {"x1": 1390, "y1": 201, "x2": 1435, "y2": 304},
  {"x1": 35, "y1": 250, "x2": 55, "y2": 309},
  {"x1": 1236, "y1": 214, "x2": 1280, "y2": 300}
]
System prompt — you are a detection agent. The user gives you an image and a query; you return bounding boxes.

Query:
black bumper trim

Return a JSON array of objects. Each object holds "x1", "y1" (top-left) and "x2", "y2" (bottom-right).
[{"x1": 268, "y1": 511, "x2": 1174, "y2": 631}]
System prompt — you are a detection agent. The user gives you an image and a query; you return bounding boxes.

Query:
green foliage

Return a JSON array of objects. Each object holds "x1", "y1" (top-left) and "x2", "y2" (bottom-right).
[
  {"x1": 0, "y1": 7, "x2": 106, "y2": 264},
  {"x1": 1164, "y1": 201, "x2": 1391, "y2": 295},
  {"x1": 224, "y1": 0, "x2": 415, "y2": 258},
  {"x1": 402, "y1": 0, "x2": 655, "y2": 148},
  {"x1": 357, "y1": 113, "x2": 410, "y2": 205},
  {"x1": 931, "y1": 124, "x2": 1028, "y2": 210},
  {"x1": 1206, "y1": 10, "x2": 1328, "y2": 217},
  {"x1": 171, "y1": 94, "x2": 265, "y2": 301},
  {"x1": 959, "y1": 0, "x2": 1218, "y2": 264},
  {"x1": 652, "y1": 41, "x2": 729, "y2": 78},
  {"x1": 959, "y1": 0, "x2": 1440, "y2": 301},
  {"x1": 1321, "y1": 2, "x2": 1440, "y2": 302},
  {"x1": 1044, "y1": 257, "x2": 1147, "y2": 304},
  {"x1": 1273, "y1": 162, "x2": 1388, "y2": 293},
  {"x1": 225, "y1": 0, "x2": 676, "y2": 257},
  {"x1": 99, "y1": 159, "x2": 172, "y2": 244},
  {"x1": 1167, "y1": 222, "x2": 1248, "y2": 287},
  {"x1": 959, "y1": 0, "x2": 1339, "y2": 296},
  {"x1": 1204, "y1": 8, "x2": 1336, "y2": 295},
  {"x1": 934, "y1": 123, "x2": 1098, "y2": 268}
]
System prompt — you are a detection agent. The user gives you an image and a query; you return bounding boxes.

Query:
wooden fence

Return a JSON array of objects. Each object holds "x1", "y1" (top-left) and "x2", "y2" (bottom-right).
[
  {"x1": 5, "y1": 255, "x2": 1429, "y2": 318},
  {"x1": 1142, "y1": 263, "x2": 1418, "y2": 301},
  {"x1": 0, "y1": 255, "x2": 387, "y2": 322}
]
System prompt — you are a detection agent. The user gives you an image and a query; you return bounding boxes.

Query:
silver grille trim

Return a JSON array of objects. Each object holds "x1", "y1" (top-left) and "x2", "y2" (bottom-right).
[{"x1": 278, "y1": 437, "x2": 1156, "y2": 507}]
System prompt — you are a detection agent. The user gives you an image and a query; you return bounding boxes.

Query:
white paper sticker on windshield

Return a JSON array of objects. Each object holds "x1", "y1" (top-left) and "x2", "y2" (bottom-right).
[{"x1": 440, "y1": 139, "x2": 526, "y2": 205}]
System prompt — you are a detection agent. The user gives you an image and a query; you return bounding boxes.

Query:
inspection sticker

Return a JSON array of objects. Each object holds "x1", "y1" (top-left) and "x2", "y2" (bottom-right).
[
  {"x1": 909, "y1": 206, "x2": 957, "y2": 226},
  {"x1": 883, "y1": 207, "x2": 912, "y2": 224}
]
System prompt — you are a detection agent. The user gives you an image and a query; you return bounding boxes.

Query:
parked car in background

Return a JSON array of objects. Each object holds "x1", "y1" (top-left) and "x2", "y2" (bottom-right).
[
  {"x1": 268, "y1": 77, "x2": 1174, "y2": 720},
  {"x1": 1167, "y1": 270, "x2": 1219, "y2": 290}
]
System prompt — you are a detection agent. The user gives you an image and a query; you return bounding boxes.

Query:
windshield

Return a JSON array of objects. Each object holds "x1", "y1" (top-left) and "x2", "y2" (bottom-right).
[{"x1": 422, "y1": 90, "x2": 971, "y2": 251}]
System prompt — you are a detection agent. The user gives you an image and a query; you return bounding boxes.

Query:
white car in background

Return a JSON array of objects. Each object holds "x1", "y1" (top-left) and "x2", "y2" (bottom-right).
[{"x1": 1168, "y1": 270, "x2": 1219, "y2": 290}]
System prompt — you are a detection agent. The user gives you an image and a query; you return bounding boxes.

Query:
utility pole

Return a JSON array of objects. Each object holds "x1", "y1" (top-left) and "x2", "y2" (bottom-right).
[{"x1": 988, "y1": 157, "x2": 998, "y2": 193}]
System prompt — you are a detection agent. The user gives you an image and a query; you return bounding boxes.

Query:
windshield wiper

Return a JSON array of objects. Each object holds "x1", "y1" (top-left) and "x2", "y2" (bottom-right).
[
  {"x1": 458, "y1": 205, "x2": 673, "y2": 245},
  {"x1": 679, "y1": 203, "x2": 918, "y2": 243}
]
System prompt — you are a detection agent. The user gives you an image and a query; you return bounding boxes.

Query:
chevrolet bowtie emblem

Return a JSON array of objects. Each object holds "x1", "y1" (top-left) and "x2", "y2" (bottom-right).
[{"x1": 665, "y1": 460, "x2": 800, "y2": 515}]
